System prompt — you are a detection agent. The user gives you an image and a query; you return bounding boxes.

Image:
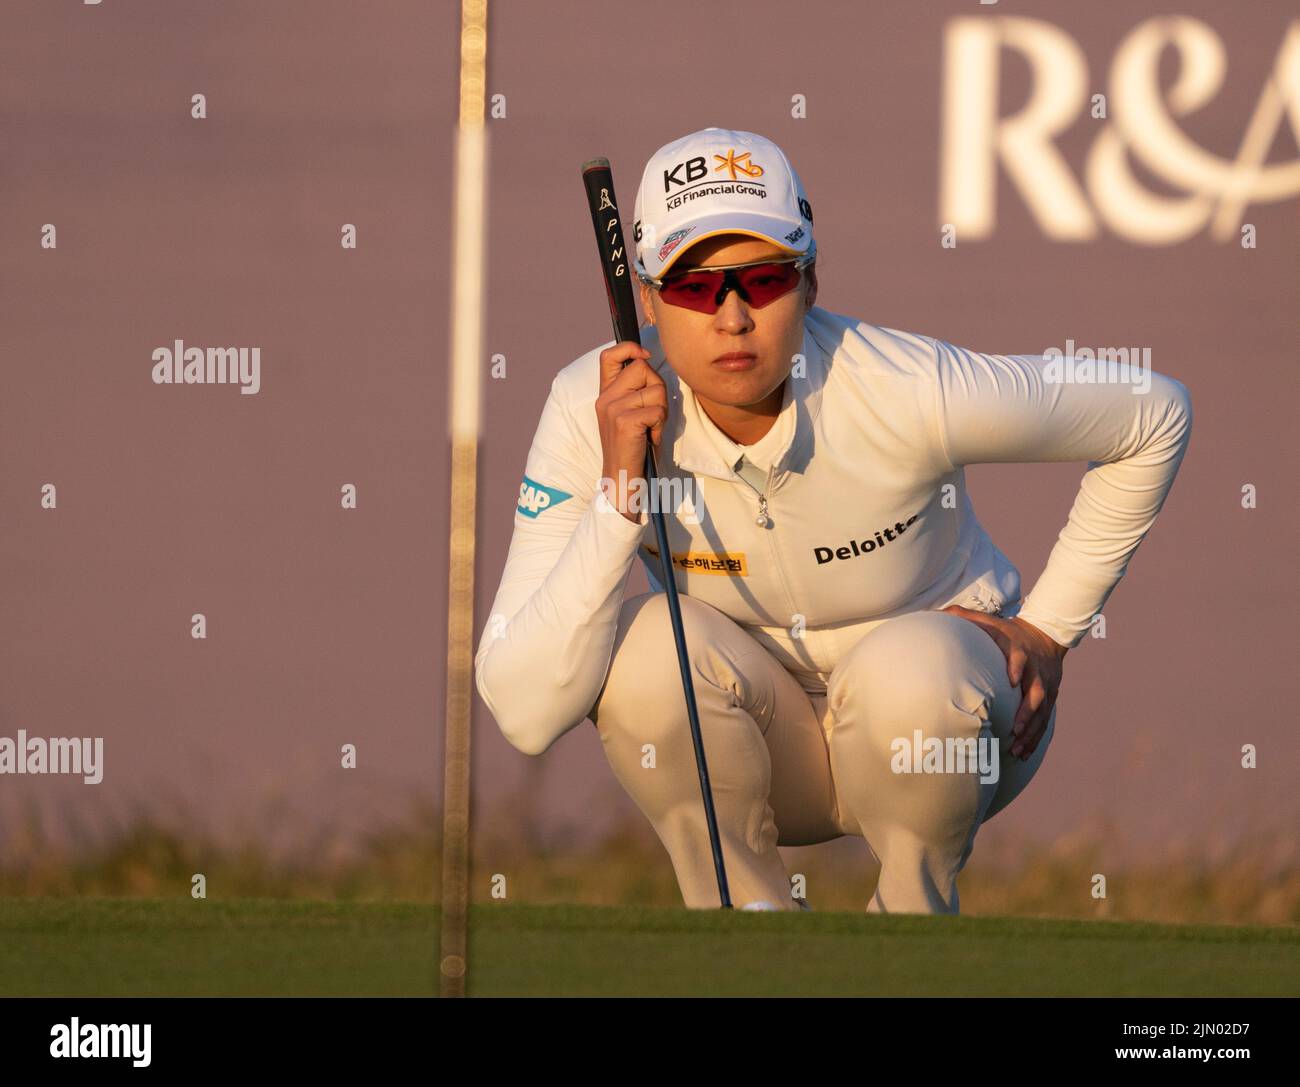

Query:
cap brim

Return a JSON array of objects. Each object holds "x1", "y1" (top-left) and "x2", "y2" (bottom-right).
[{"x1": 647, "y1": 212, "x2": 810, "y2": 278}]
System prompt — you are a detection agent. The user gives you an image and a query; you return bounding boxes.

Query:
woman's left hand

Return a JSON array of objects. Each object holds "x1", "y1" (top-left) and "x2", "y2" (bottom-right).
[{"x1": 939, "y1": 605, "x2": 1069, "y2": 761}]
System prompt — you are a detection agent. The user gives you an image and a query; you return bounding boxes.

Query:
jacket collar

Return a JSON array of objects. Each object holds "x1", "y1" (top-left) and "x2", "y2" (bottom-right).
[{"x1": 644, "y1": 308, "x2": 836, "y2": 483}]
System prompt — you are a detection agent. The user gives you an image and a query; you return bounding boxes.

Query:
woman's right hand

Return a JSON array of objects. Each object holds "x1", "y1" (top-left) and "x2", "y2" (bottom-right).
[{"x1": 595, "y1": 341, "x2": 668, "y2": 523}]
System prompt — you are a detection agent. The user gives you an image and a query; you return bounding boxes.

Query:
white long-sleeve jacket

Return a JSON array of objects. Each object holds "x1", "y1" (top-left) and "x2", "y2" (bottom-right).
[{"x1": 476, "y1": 306, "x2": 1192, "y2": 756}]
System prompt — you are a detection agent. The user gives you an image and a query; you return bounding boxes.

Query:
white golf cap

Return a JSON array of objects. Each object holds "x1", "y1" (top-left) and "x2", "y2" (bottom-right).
[{"x1": 632, "y1": 127, "x2": 815, "y2": 280}]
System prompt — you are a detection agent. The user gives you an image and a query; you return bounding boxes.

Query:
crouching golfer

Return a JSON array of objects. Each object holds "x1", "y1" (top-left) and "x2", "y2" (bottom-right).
[{"x1": 475, "y1": 127, "x2": 1192, "y2": 914}]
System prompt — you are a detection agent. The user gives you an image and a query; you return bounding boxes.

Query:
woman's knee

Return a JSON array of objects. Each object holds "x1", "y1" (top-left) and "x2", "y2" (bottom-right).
[
  {"x1": 825, "y1": 609, "x2": 1055, "y2": 821},
  {"x1": 591, "y1": 594, "x2": 673, "y2": 726},
  {"x1": 591, "y1": 592, "x2": 769, "y2": 740},
  {"x1": 827, "y1": 611, "x2": 999, "y2": 739}
]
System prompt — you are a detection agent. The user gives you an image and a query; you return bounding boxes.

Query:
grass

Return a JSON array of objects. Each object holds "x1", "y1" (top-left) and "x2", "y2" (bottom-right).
[
  {"x1": 1, "y1": 897, "x2": 1296, "y2": 997},
  {"x1": 0, "y1": 791, "x2": 1296, "y2": 996},
  {"x1": 1, "y1": 794, "x2": 1297, "y2": 927}
]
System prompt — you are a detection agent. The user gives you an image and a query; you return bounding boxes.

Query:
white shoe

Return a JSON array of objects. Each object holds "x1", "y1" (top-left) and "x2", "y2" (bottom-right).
[{"x1": 740, "y1": 900, "x2": 780, "y2": 911}]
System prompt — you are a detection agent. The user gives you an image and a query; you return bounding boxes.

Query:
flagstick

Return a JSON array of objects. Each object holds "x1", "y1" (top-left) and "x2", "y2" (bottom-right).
[{"x1": 440, "y1": 0, "x2": 489, "y2": 999}]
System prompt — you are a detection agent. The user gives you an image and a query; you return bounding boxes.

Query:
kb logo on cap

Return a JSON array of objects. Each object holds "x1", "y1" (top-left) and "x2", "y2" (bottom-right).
[
  {"x1": 662, "y1": 148, "x2": 767, "y2": 192},
  {"x1": 662, "y1": 156, "x2": 709, "y2": 192},
  {"x1": 713, "y1": 149, "x2": 764, "y2": 180}
]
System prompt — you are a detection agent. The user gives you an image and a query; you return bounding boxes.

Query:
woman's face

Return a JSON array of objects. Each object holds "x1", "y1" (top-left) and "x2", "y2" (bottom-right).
[{"x1": 639, "y1": 234, "x2": 817, "y2": 410}]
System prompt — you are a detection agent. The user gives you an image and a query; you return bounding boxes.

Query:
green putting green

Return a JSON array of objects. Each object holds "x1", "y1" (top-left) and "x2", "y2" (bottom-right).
[{"x1": 0, "y1": 897, "x2": 1295, "y2": 997}]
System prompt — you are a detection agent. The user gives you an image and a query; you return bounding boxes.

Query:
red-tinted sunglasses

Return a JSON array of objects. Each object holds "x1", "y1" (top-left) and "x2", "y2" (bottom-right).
[{"x1": 639, "y1": 254, "x2": 815, "y2": 314}]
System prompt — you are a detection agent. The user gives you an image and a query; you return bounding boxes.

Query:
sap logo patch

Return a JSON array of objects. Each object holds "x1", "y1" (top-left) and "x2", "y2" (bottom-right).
[{"x1": 517, "y1": 475, "x2": 573, "y2": 518}]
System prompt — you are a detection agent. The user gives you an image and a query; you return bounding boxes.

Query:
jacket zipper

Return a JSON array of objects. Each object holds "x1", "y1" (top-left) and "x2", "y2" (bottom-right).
[
  {"x1": 736, "y1": 463, "x2": 809, "y2": 667},
  {"x1": 737, "y1": 461, "x2": 773, "y2": 527}
]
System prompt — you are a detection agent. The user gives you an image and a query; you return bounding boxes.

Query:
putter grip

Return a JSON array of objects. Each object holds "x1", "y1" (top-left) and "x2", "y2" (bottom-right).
[{"x1": 581, "y1": 159, "x2": 642, "y2": 347}]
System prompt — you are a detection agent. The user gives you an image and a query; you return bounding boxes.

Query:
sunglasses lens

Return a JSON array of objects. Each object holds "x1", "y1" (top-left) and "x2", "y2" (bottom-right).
[
  {"x1": 658, "y1": 262, "x2": 802, "y2": 313},
  {"x1": 657, "y1": 271, "x2": 723, "y2": 313},
  {"x1": 736, "y1": 262, "x2": 802, "y2": 307}
]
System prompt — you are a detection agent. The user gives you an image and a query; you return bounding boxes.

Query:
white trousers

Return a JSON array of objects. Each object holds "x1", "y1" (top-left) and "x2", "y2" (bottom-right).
[{"x1": 589, "y1": 592, "x2": 1055, "y2": 913}]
